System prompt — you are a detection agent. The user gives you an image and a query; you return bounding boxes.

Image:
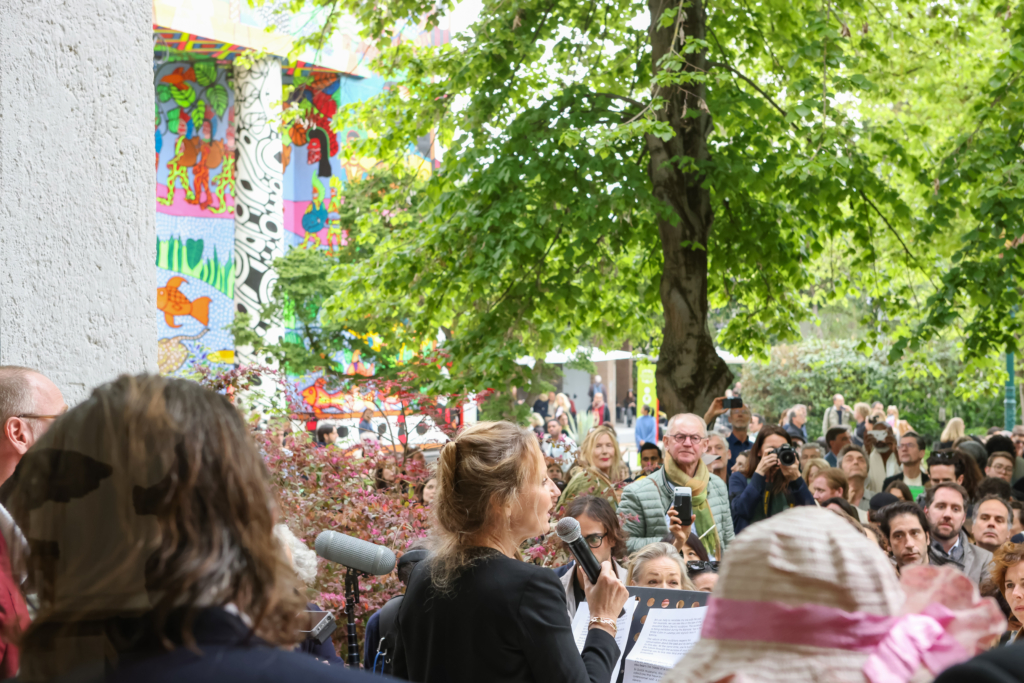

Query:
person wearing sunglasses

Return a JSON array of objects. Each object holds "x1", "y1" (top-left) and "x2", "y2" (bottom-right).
[
  {"x1": 686, "y1": 560, "x2": 720, "y2": 592},
  {"x1": 553, "y1": 496, "x2": 629, "y2": 619}
]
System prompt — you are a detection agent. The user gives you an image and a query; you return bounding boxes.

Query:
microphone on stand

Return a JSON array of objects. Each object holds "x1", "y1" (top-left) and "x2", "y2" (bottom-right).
[
  {"x1": 315, "y1": 531, "x2": 397, "y2": 668},
  {"x1": 315, "y1": 531, "x2": 397, "y2": 575},
  {"x1": 556, "y1": 517, "x2": 602, "y2": 585}
]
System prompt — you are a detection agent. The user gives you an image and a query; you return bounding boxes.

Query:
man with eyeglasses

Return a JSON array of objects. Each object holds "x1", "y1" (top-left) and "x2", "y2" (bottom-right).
[
  {"x1": 985, "y1": 452, "x2": 1015, "y2": 483},
  {"x1": 0, "y1": 365, "x2": 66, "y2": 675},
  {"x1": 882, "y1": 432, "x2": 930, "y2": 491},
  {"x1": 619, "y1": 413, "x2": 735, "y2": 558}
]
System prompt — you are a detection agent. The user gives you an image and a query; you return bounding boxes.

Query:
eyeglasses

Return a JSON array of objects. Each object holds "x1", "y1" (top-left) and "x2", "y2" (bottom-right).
[
  {"x1": 583, "y1": 533, "x2": 607, "y2": 549},
  {"x1": 17, "y1": 413, "x2": 62, "y2": 421},
  {"x1": 989, "y1": 463, "x2": 1014, "y2": 474},
  {"x1": 666, "y1": 433, "x2": 704, "y2": 444},
  {"x1": 686, "y1": 560, "x2": 720, "y2": 574}
]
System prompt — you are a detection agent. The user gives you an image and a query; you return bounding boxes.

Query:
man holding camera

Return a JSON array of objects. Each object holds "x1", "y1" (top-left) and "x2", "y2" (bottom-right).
[{"x1": 704, "y1": 397, "x2": 752, "y2": 471}]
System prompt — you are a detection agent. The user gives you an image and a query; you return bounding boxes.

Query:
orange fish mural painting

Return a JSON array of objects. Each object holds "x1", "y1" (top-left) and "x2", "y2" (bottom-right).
[{"x1": 157, "y1": 276, "x2": 211, "y2": 328}]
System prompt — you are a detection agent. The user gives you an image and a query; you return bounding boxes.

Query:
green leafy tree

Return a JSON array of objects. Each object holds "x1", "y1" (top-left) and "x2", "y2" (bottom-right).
[{"x1": 258, "y1": 0, "x2": 1024, "y2": 415}]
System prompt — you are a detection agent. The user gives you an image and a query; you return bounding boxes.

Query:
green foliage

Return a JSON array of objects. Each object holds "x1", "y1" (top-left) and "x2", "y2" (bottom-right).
[
  {"x1": 274, "y1": 0, "x2": 1024, "y2": 399},
  {"x1": 740, "y1": 341, "x2": 1005, "y2": 441}
]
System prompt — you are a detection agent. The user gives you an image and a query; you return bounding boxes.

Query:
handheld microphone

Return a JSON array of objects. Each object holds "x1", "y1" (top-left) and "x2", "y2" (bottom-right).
[
  {"x1": 555, "y1": 517, "x2": 602, "y2": 585},
  {"x1": 315, "y1": 530, "x2": 397, "y2": 575}
]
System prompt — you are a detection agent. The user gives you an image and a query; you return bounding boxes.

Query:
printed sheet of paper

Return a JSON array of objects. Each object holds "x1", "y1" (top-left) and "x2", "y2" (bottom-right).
[
  {"x1": 622, "y1": 606, "x2": 707, "y2": 683},
  {"x1": 570, "y1": 597, "x2": 639, "y2": 683}
]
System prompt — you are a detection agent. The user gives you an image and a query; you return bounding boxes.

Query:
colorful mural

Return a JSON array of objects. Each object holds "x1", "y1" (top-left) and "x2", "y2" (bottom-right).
[
  {"x1": 151, "y1": 7, "x2": 449, "y2": 394},
  {"x1": 155, "y1": 60, "x2": 236, "y2": 375}
]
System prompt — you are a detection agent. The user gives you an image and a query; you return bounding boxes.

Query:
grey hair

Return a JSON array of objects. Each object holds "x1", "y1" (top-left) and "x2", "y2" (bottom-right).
[
  {"x1": 973, "y1": 495, "x2": 1014, "y2": 530},
  {"x1": 626, "y1": 542, "x2": 696, "y2": 590},
  {"x1": 0, "y1": 366, "x2": 40, "y2": 425},
  {"x1": 274, "y1": 524, "x2": 318, "y2": 586},
  {"x1": 668, "y1": 413, "x2": 708, "y2": 438}
]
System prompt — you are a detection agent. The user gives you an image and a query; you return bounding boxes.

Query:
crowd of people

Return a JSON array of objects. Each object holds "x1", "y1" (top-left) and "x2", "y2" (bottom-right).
[{"x1": 1, "y1": 365, "x2": 1024, "y2": 682}]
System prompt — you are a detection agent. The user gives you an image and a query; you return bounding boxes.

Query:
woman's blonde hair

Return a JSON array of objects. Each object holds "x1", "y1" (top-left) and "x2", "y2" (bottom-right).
[
  {"x1": 555, "y1": 393, "x2": 572, "y2": 411},
  {"x1": 431, "y1": 421, "x2": 541, "y2": 592},
  {"x1": 801, "y1": 457, "x2": 830, "y2": 485},
  {"x1": 576, "y1": 424, "x2": 627, "y2": 483},
  {"x1": 626, "y1": 542, "x2": 695, "y2": 590},
  {"x1": 941, "y1": 416, "x2": 965, "y2": 443}
]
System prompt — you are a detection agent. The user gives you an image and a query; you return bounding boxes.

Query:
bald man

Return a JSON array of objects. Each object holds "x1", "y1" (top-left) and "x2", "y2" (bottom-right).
[{"x1": 0, "y1": 365, "x2": 65, "y2": 675}]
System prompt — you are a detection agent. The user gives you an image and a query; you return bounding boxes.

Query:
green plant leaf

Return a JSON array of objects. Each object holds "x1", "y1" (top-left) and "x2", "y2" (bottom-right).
[
  {"x1": 171, "y1": 85, "x2": 197, "y2": 108},
  {"x1": 207, "y1": 84, "x2": 229, "y2": 117},
  {"x1": 195, "y1": 61, "x2": 217, "y2": 87}
]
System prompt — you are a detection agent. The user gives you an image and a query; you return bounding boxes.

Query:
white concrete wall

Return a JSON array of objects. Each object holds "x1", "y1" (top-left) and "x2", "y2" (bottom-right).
[{"x1": 0, "y1": 0, "x2": 155, "y2": 403}]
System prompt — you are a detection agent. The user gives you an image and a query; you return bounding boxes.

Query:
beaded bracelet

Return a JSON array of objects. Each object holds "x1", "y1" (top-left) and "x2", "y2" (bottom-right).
[{"x1": 589, "y1": 616, "x2": 617, "y2": 634}]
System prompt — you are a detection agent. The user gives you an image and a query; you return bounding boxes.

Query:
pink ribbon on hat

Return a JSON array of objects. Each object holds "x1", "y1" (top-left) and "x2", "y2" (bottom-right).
[{"x1": 701, "y1": 597, "x2": 966, "y2": 683}]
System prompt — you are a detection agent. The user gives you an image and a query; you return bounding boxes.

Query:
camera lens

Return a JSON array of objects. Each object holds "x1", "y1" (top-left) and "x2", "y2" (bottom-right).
[{"x1": 777, "y1": 445, "x2": 797, "y2": 466}]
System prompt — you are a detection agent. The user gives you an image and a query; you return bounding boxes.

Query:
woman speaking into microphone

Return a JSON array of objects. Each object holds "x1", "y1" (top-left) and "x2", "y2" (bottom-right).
[{"x1": 392, "y1": 421, "x2": 628, "y2": 682}]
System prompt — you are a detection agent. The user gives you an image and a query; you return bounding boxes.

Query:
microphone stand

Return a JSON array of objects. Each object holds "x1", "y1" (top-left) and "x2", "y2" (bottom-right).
[{"x1": 344, "y1": 567, "x2": 361, "y2": 667}]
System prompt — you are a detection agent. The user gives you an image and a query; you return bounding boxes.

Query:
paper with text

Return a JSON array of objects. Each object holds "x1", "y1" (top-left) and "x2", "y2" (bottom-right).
[
  {"x1": 570, "y1": 597, "x2": 639, "y2": 683},
  {"x1": 622, "y1": 606, "x2": 707, "y2": 683}
]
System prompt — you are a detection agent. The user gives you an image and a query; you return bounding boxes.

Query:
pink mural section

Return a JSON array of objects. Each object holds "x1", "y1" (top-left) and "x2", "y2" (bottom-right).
[{"x1": 155, "y1": 59, "x2": 237, "y2": 375}]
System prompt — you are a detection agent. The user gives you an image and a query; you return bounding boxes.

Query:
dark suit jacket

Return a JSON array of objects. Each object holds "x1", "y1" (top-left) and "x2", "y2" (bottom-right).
[
  {"x1": 392, "y1": 550, "x2": 619, "y2": 683},
  {"x1": 103, "y1": 608, "x2": 375, "y2": 683},
  {"x1": 881, "y1": 471, "x2": 930, "y2": 491},
  {"x1": 934, "y1": 639, "x2": 1024, "y2": 682}
]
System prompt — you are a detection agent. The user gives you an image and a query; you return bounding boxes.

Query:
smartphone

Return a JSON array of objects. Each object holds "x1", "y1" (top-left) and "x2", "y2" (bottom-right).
[
  {"x1": 722, "y1": 397, "x2": 743, "y2": 409},
  {"x1": 673, "y1": 486, "x2": 692, "y2": 525}
]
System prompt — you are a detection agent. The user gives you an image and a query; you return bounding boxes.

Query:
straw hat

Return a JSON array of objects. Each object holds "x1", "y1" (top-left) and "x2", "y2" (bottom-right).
[{"x1": 662, "y1": 506, "x2": 1004, "y2": 683}]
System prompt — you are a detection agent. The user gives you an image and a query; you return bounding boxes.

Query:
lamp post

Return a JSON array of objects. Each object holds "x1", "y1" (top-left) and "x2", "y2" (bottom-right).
[{"x1": 1006, "y1": 351, "x2": 1016, "y2": 431}]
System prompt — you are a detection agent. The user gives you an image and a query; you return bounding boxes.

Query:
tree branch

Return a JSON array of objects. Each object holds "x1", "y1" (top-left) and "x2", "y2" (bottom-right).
[{"x1": 707, "y1": 60, "x2": 788, "y2": 120}]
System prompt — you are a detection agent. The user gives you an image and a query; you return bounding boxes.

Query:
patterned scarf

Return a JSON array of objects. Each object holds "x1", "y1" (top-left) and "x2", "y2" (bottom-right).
[{"x1": 663, "y1": 456, "x2": 721, "y2": 558}]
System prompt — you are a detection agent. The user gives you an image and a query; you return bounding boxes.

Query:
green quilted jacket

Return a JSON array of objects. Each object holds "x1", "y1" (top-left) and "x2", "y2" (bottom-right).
[{"x1": 619, "y1": 467, "x2": 735, "y2": 555}]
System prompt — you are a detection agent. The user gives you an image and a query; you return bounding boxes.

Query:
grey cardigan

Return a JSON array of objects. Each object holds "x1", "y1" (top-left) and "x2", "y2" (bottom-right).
[{"x1": 618, "y1": 467, "x2": 735, "y2": 555}]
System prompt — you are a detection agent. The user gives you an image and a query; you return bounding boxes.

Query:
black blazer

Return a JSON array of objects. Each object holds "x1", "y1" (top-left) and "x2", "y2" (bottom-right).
[
  {"x1": 103, "y1": 608, "x2": 376, "y2": 683},
  {"x1": 392, "y1": 549, "x2": 619, "y2": 683},
  {"x1": 934, "y1": 638, "x2": 1024, "y2": 682}
]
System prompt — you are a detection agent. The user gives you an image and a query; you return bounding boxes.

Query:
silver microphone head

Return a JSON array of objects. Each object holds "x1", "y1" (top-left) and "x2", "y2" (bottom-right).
[
  {"x1": 555, "y1": 516, "x2": 582, "y2": 544},
  {"x1": 314, "y1": 530, "x2": 397, "y2": 575}
]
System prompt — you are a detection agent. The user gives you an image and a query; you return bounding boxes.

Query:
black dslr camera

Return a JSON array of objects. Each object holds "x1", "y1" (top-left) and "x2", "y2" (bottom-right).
[{"x1": 776, "y1": 444, "x2": 797, "y2": 466}]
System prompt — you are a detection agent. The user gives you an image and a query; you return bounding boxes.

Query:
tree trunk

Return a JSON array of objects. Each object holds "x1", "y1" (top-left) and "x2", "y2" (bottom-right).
[{"x1": 646, "y1": 0, "x2": 732, "y2": 417}]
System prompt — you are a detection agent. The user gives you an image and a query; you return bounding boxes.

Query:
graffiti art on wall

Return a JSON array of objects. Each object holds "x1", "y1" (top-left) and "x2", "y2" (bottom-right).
[
  {"x1": 233, "y1": 56, "x2": 286, "y2": 361},
  {"x1": 155, "y1": 60, "x2": 237, "y2": 375}
]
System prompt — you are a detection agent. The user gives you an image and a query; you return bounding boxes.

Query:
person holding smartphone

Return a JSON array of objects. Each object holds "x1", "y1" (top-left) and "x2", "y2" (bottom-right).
[{"x1": 730, "y1": 425, "x2": 815, "y2": 534}]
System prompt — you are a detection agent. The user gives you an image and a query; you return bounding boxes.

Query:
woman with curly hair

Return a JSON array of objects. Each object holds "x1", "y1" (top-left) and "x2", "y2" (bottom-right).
[
  {"x1": 5, "y1": 375, "x2": 364, "y2": 683},
  {"x1": 557, "y1": 424, "x2": 629, "y2": 510}
]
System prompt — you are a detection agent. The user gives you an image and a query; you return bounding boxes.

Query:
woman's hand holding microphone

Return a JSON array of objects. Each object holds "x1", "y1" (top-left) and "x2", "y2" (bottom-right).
[{"x1": 582, "y1": 561, "x2": 629, "y2": 637}]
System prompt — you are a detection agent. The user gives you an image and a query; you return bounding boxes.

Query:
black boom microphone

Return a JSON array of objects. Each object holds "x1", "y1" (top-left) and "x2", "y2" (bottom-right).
[
  {"x1": 314, "y1": 531, "x2": 397, "y2": 667},
  {"x1": 556, "y1": 517, "x2": 603, "y2": 585}
]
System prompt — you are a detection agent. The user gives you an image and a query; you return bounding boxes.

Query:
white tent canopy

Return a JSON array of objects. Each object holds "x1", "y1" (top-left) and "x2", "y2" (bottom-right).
[{"x1": 516, "y1": 347, "x2": 746, "y2": 368}]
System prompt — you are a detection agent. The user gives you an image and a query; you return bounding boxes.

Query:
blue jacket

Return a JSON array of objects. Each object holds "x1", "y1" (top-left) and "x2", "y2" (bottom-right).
[
  {"x1": 635, "y1": 415, "x2": 657, "y2": 449},
  {"x1": 731, "y1": 472, "x2": 815, "y2": 534},
  {"x1": 728, "y1": 471, "x2": 748, "y2": 501}
]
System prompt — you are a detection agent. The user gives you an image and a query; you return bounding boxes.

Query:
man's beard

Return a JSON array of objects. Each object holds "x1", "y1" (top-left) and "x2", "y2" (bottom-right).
[{"x1": 931, "y1": 522, "x2": 959, "y2": 541}]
